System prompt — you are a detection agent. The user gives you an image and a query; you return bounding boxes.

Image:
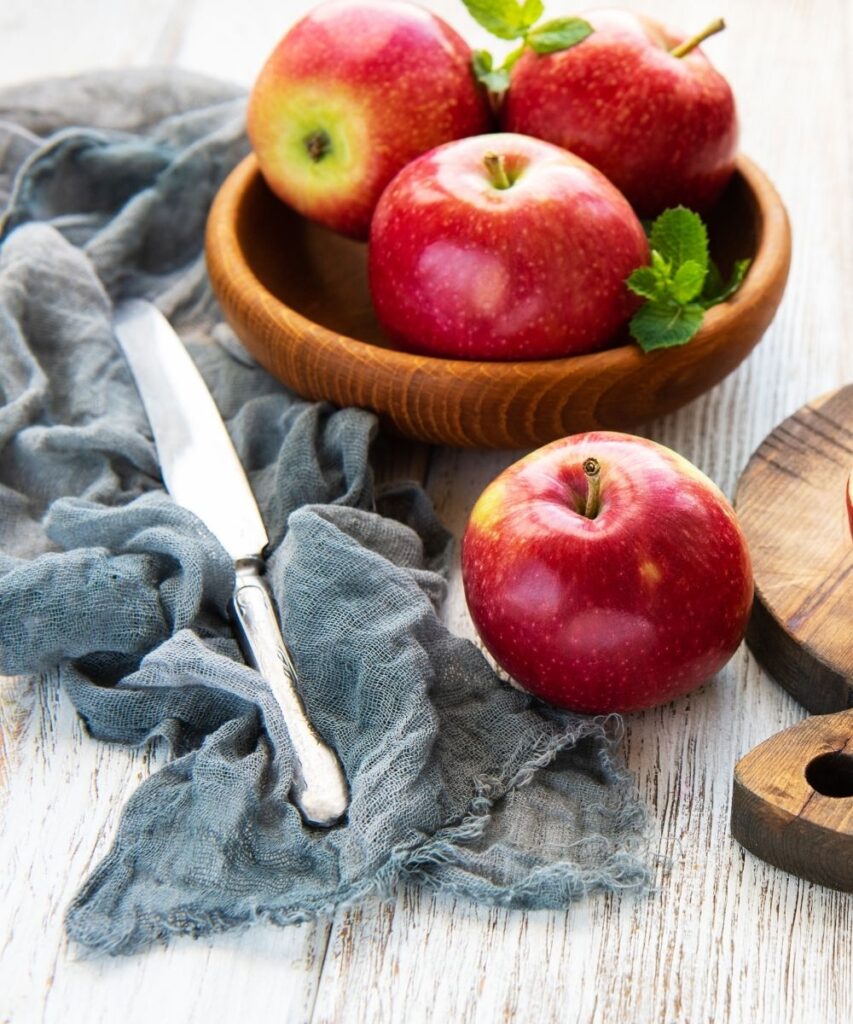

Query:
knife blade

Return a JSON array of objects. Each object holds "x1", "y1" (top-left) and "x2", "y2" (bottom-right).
[{"x1": 114, "y1": 300, "x2": 348, "y2": 828}]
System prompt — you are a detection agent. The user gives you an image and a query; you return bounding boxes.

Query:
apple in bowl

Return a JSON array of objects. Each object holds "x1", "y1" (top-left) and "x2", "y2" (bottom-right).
[
  {"x1": 502, "y1": 9, "x2": 738, "y2": 217},
  {"x1": 247, "y1": 0, "x2": 491, "y2": 240},
  {"x1": 462, "y1": 432, "x2": 753, "y2": 713},
  {"x1": 368, "y1": 132, "x2": 649, "y2": 360}
]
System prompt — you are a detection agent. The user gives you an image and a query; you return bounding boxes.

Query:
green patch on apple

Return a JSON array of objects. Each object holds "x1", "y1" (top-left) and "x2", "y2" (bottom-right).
[
  {"x1": 627, "y1": 207, "x2": 751, "y2": 351},
  {"x1": 262, "y1": 87, "x2": 368, "y2": 196}
]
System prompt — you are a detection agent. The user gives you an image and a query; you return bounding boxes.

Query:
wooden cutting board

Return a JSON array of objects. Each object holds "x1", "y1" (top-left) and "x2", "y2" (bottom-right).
[
  {"x1": 731, "y1": 384, "x2": 852, "y2": 890},
  {"x1": 735, "y1": 384, "x2": 852, "y2": 712},
  {"x1": 730, "y1": 708, "x2": 853, "y2": 891}
]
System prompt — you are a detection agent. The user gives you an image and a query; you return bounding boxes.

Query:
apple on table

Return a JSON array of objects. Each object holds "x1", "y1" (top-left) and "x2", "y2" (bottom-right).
[{"x1": 462, "y1": 432, "x2": 753, "y2": 714}]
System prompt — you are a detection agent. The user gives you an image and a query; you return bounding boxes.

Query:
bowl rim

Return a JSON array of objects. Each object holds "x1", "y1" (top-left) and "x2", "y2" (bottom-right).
[{"x1": 207, "y1": 151, "x2": 790, "y2": 385}]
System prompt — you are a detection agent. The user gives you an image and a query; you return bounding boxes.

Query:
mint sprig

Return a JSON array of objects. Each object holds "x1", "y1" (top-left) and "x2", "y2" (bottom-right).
[
  {"x1": 463, "y1": 0, "x2": 592, "y2": 100},
  {"x1": 626, "y1": 207, "x2": 751, "y2": 352}
]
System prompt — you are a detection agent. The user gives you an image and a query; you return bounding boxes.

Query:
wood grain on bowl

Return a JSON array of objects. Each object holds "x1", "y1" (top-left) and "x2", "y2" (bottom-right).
[{"x1": 206, "y1": 154, "x2": 791, "y2": 448}]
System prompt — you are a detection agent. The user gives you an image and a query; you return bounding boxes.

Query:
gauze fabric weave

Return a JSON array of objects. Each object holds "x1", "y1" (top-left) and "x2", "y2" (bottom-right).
[{"x1": 0, "y1": 70, "x2": 649, "y2": 956}]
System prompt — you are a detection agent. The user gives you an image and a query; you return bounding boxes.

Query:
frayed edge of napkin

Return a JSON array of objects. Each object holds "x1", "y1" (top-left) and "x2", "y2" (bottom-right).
[{"x1": 64, "y1": 714, "x2": 651, "y2": 957}]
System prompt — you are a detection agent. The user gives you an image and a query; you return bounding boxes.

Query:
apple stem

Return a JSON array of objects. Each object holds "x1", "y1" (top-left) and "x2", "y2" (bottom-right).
[
  {"x1": 583, "y1": 458, "x2": 601, "y2": 519},
  {"x1": 484, "y1": 151, "x2": 511, "y2": 190},
  {"x1": 670, "y1": 17, "x2": 726, "y2": 58},
  {"x1": 304, "y1": 129, "x2": 331, "y2": 163}
]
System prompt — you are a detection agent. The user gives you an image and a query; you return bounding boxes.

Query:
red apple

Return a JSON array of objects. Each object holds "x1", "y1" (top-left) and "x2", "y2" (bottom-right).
[
  {"x1": 368, "y1": 133, "x2": 649, "y2": 360},
  {"x1": 847, "y1": 468, "x2": 853, "y2": 540},
  {"x1": 247, "y1": 0, "x2": 491, "y2": 240},
  {"x1": 502, "y1": 9, "x2": 738, "y2": 217},
  {"x1": 462, "y1": 432, "x2": 753, "y2": 713}
]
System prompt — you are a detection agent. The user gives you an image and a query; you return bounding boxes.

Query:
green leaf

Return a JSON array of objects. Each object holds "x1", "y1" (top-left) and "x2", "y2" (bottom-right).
[
  {"x1": 472, "y1": 49, "x2": 494, "y2": 73},
  {"x1": 626, "y1": 266, "x2": 665, "y2": 302},
  {"x1": 460, "y1": 0, "x2": 532, "y2": 39},
  {"x1": 650, "y1": 249, "x2": 672, "y2": 278},
  {"x1": 503, "y1": 41, "x2": 528, "y2": 71},
  {"x1": 670, "y1": 259, "x2": 706, "y2": 303},
  {"x1": 471, "y1": 50, "x2": 512, "y2": 92},
  {"x1": 480, "y1": 68, "x2": 512, "y2": 92},
  {"x1": 702, "y1": 258, "x2": 751, "y2": 307},
  {"x1": 527, "y1": 16, "x2": 593, "y2": 54},
  {"x1": 722, "y1": 258, "x2": 751, "y2": 299},
  {"x1": 629, "y1": 300, "x2": 705, "y2": 352},
  {"x1": 624, "y1": 206, "x2": 745, "y2": 355},
  {"x1": 520, "y1": 0, "x2": 544, "y2": 27},
  {"x1": 630, "y1": 301, "x2": 705, "y2": 351},
  {"x1": 649, "y1": 207, "x2": 709, "y2": 275},
  {"x1": 702, "y1": 258, "x2": 724, "y2": 301}
]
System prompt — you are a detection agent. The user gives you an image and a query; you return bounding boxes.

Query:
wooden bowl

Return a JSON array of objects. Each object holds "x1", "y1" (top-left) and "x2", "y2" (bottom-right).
[{"x1": 206, "y1": 154, "x2": 791, "y2": 448}]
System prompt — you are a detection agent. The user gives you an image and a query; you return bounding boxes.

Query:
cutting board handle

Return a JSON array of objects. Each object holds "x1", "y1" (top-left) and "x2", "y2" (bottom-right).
[{"x1": 731, "y1": 709, "x2": 853, "y2": 891}]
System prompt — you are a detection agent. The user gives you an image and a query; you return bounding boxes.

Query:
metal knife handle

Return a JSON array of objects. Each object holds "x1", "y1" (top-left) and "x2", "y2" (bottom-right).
[{"x1": 230, "y1": 558, "x2": 349, "y2": 828}]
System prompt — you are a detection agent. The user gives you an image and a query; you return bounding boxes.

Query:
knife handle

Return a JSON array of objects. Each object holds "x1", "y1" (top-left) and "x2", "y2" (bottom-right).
[{"x1": 230, "y1": 558, "x2": 349, "y2": 828}]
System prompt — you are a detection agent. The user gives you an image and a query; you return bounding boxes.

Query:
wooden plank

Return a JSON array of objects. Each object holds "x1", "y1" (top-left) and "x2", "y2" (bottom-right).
[
  {"x1": 0, "y1": 677, "x2": 31, "y2": 795},
  {"x1": 0, "y1": 1, "x2": 851, "y2": 1023},
  {"x1": 737, "y1": 385, "x2": 853, "y2": 714},
  {"x1": 311, "y1": 1, "x2": 853, "y2": 1022},
  {"x1": 0, "y1": 673, "x2": 332, "y2": 1024},
  {"x1": 0, "y1": 0, "x2": 192, "y2": 87},
  {"x1": 172, "y1": 0, "x2": 495, "y2": 87},
  {"x1": 0, "y1": 2, "x2": 339, "y2": 1020},
  {"x1": 732, "y1": 709, "x2": 853, "y2": 892}
]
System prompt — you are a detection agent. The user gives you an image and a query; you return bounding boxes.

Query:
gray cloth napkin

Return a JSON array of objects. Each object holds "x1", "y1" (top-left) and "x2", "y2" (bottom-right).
[{"x1": 0, "y1": 69, "x2": 649, "y2": 956}]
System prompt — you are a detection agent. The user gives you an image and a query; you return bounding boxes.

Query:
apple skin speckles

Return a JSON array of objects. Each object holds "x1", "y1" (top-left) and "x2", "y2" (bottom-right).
[
  {"x1": 461, "y1": 431, "x2": 753, "y2": 714},
  {"x1": 503, "y1": 8, "x2": 738, "y2": 218},
  {"x1": 247, "y1": 0, "x2": 491, "y2": 240},
  {"x1": 368, "y1": 133, "x2": 649, "y2": 360}
]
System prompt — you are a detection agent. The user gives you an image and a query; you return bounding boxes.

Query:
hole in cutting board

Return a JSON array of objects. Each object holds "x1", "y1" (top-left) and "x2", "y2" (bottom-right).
[{"x1": 805, "y1": 751, "x2": 853, "y2": 797}]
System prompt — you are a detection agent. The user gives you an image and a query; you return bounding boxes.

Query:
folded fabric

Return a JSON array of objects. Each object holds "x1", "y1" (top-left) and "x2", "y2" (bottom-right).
[{"x1": 0, "y1": 69, "x2": 649, "y2": 956}]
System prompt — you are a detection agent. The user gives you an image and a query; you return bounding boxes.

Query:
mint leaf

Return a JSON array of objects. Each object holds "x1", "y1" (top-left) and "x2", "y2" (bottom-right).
[
  {"x1": 627, "y1": 208, "x2": 751, "y2": 354},
  {"x1": 471, "y1": 50, "x2": 511, "y2": 92},
  {"x1": 464, "y1": 2, "x2": 595, "y2": 92},
  {"x1": 721, "y1": 258, "x2": 751, "y2": 300},
  {"x1": 462, "y1": 0, "x2": 593, "y2": 56},
  {"x1": 503, "y1": 41, "x2": 527, "y2": 71},
  {"x1": 703, "y1": 258, "x2": 751, "y2": 307},
  {"x1": 702, "y1": 258, "x2": 724, "y2": 302},
  {"x1": 650, "y1": 249, "x2": 672, "y2": 278},
  {"x1": 630, "y1": 301, "x2": 705, "y2": 352},
  {"x1": 527, "y1": 16, "x2": 593, "y2": 53},
  {"x1": 520, "y1": 0, "x2": 544, "y2": 27},
  {"x1": 670, "y1": 259, "x2": 706, "y2": 303},
  {"x1": 649, "y1": 207, "x2": 709, "y2": 274},
  {"x1": 626, "y1": 266, "x2": 665, "y2": 302},
  {"x1": 472, "y1": 49, "x2": 493, "y2": 73},
  {"x1": 461, "y1": 0, "x2": 533, "y2": 39}
]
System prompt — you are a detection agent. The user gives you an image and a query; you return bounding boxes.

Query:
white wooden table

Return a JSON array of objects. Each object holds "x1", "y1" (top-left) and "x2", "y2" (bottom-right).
[{"x1": 1, "y1": 2, "x2": 851, "y2": 1022}]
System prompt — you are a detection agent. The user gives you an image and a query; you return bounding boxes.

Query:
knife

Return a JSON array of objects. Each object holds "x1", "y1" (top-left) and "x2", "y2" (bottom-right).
[{"x1": 114, "y1": 300, "x2": 349, "y2": 828}]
